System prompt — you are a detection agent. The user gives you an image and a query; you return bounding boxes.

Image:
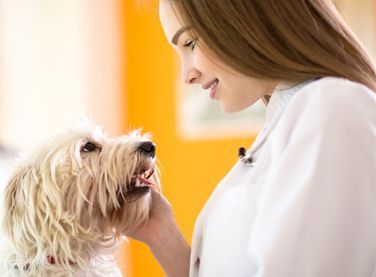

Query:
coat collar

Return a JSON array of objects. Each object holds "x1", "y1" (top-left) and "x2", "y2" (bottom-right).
[
  {"x1": 265, "y1": 81, "x2": 310, "y2": 125},
  {"x1": 245, "y1": 80, "x2": 313, "y2": 158}
]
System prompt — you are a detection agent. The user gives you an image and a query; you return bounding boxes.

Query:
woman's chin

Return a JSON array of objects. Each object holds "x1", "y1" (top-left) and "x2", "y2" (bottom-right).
[{"x1": 219, "y1": 100, "x2": 255, "y2": 113}]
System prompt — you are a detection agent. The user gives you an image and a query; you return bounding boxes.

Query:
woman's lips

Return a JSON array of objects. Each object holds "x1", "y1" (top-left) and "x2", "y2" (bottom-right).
[
  {"x1": 202, "y1": 78, "x2": 218, "y2": 90},
  {"x1": 209, "y1": 79, "x2": 219, "y2": 99},
  {"x1": 202, "y1": 78, "x2": 219, "y2": 99}
]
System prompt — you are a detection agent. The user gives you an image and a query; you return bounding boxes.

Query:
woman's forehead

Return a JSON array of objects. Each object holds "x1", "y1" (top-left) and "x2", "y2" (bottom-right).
[{"x1": 159, "y1": 0, "x2": 186, "y2": 44}]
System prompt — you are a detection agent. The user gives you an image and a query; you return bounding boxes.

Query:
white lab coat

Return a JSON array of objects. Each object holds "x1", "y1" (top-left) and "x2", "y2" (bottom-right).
[{"x1": 190, "y1": 77, "x2": 376, "y2": 277}]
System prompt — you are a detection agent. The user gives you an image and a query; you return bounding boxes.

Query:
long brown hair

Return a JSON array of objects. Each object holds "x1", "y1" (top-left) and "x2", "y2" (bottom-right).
[{"x1": 170, "y1": 0, "x2": 376, "y2": 92}]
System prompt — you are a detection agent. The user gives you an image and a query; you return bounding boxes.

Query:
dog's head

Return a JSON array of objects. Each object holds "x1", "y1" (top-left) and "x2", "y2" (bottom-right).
[{"x1": 2, "y1": 120, "x2": 159, "y2": 270}]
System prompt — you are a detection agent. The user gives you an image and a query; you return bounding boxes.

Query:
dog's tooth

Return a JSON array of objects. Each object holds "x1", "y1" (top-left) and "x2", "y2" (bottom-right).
[{"x1": 137, "y1": 178, "x2": 141, "y2": 187}]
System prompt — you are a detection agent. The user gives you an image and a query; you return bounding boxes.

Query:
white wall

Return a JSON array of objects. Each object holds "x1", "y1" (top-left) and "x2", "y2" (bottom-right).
[{"x1": 0, "y1": 0, "x2": 124, "y2": 152}]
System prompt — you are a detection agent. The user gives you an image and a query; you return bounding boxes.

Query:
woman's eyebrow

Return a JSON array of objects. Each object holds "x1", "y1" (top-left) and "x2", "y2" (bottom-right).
[{"x1": 171, "y1": 26, "x2": 191, "y2": 45}]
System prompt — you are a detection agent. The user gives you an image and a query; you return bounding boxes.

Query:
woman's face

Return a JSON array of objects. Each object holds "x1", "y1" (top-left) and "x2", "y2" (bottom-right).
[{"x1": 159, "y1": 0, "x2": 277, "y2": 113}]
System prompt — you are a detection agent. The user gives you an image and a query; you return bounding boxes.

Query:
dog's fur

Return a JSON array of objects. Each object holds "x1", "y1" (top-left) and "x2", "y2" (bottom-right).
[{"x1": 0, "y1": 121, "x2": 159, "y2": 276}]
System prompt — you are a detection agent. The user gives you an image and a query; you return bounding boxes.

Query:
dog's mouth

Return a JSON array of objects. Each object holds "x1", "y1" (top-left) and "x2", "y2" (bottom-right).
[{"x1": 127, "y1": 164, "x2": 156, "y2": 196}]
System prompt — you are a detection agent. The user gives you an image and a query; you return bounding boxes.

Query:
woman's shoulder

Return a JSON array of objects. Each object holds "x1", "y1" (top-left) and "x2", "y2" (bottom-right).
[
  {"x1": 287, "y1": 77, "x2": 375, "y2": 118},
  {"x1": 275, "y1": 76, "x2": 376, "y2": 140},
  {"x1": 296, "y1": 76, "x2": 375, "y2": 104}
]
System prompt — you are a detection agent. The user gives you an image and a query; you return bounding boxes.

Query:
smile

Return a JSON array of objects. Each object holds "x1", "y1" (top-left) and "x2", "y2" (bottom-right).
[
  {"x1": 202, "y1": 78, "x2": 219, "y2": 90},
  {"x1": 209, "y1": 79, "x2": 219, "y2": 90},
  {"x1": 202, "y1": 79, "x2": 219, "y2": 99}
]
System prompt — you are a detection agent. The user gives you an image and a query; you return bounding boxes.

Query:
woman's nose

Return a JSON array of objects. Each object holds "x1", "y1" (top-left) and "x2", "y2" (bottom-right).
[{"x1": 183, "y1": 68, "x2": 201, "y2": 84}]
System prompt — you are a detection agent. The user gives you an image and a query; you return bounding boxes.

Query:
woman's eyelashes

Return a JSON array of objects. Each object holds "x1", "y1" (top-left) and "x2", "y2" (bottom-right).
[{"x1": 183, "y1": 39, "x2": 197, "y2": 51}]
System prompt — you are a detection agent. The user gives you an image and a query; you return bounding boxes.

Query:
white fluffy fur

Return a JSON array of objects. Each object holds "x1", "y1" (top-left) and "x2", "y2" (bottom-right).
[{"x1": 0, "y1": 120, "x2": 159, "y2": 276}]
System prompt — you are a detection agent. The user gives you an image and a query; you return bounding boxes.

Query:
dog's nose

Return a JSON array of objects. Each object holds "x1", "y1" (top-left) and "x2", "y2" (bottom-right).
[{"x1": 138, "y1": 141, "x2": 156, "y2": 157}]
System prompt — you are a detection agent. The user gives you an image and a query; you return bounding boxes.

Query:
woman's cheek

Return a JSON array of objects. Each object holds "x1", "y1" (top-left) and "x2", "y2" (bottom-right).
[{"x1": 194, "y1": 47, "x2": 216, "y2": 72}]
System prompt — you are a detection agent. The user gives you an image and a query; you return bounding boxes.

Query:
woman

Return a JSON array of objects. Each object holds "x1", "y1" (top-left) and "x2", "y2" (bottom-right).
[{"x1": 130, "y1": 1, "x2": 376, "y2": 276}]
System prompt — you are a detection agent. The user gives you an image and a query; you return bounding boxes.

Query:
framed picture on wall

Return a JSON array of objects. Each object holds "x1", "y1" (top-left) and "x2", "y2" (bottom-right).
[{"x1": 176, "y1": 80, "x2": 266, "y2": 140}]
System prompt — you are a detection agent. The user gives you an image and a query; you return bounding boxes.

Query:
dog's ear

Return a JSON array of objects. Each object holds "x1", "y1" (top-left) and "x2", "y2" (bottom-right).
[{"x1": 2, "y1": 165, "x2": 36, "y2": 240}]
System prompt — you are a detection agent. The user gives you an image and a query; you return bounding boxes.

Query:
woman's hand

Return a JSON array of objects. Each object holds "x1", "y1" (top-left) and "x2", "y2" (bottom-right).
[
  {"x1": 127, "y1": 189, "x2": 191, "y2": 277},
  {"x1": 127, "y1": 188, "x2": 175, "y2": 246}
]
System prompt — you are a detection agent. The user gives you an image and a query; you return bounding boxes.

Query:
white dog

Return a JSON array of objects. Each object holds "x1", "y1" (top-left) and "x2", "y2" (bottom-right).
[{"x1": 0, "y1": 121, "x2": 159, "y2": 276}]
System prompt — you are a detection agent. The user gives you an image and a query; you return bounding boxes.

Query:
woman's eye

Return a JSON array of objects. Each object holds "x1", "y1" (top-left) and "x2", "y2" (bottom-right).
[
  {"x1": 82, "y1": 142, "x2": 96, "y2": 152},
  {"x1": 183, "y1": 39, "x2": 196, "y2": 51}
]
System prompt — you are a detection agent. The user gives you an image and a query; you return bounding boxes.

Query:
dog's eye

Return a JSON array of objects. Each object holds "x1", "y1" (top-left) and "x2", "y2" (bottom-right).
[{"x1": 82, "y1": 142, "x2": 96, "y2": 152}]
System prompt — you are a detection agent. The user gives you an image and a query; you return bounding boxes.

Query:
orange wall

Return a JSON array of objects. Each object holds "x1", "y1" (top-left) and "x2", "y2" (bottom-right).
[{"x1": 120, "y1": 2, "x2": 254, "y2": 276}]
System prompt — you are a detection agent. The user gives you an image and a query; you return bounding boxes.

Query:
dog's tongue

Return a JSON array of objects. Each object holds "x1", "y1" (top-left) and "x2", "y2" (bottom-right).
[{"x1": 137, "y1": 176, "x2": 153, "y2": 185}]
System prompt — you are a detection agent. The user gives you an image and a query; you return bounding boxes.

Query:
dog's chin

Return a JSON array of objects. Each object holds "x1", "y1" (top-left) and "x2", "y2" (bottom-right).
[
  {"x1": 115, "y1": 177, "x2": 153, "y2": 206},
  {"x1": 126, "y1": 185, "x2": 151, "y2": 197}
]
